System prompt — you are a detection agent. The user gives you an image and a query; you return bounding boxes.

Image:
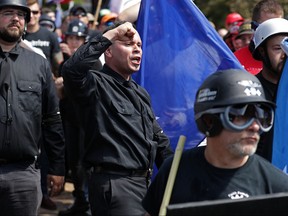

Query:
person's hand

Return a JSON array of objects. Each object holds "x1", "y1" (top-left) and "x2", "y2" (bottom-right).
[
  {"x1": 103, "y1": 22, "x2": 136, "y2": 43},
  {"x1": 47, "y1": 174, "x2": 65, "y2": 197},
  {"x1": 54, "y1": 77, "x2": 65, "y2": 99},
  {"x1": 60, "y1": 43, "x2": 72, "y2": 56}
]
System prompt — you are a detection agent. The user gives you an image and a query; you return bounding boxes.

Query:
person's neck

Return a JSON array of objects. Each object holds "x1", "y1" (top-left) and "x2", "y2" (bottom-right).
[
  {"x1": 107, "y1": 63, "x2": 131, "y2": 81},
  {"x1": 204, "y1": 144, "x2": 249, "y2": 169},
  {"x1": 261, "y1": 67, "x2": 279, "y2": 84},
  {"x1": 27, "y1": 24, "x2": 40, "y2": 33},
  {"x1": 0, "y1": 39, "x2": 17, "y2": 52}
]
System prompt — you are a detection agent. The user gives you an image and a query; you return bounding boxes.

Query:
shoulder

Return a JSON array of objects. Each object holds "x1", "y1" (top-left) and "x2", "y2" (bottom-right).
[
  {"x1": 234, "y1": 46, "x2": 248, "y2": 57},
  {"x1": 162, "y1": 146, "x2": 203, "y2": 170},
  {"x1": 20, "y1": 40, "x2": 46, "y2": 59},
  {"x1": 18, "y1": 44, "x2": 51, "y2": 69},
  {"x1": 131, "y1": 80, "x2": 150, "y2": 96},
  {"x1": 29, "y1": 27, "x2": 59, "y2": 40},
  {"x1": 250, "y1": 154, "x2": 286, "y2": 174},
  {"x1": 180, "y1": 147, "x2": 205, "y2": 167}
]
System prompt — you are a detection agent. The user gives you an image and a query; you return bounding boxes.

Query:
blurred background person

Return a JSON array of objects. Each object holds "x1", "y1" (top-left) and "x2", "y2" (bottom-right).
[
  {"x1": 26, "y1": 0, "x2": 63, "y2": 78},
  {"x1": 234, "y1": 0, "x2": 284, "y2": 75},
  {"x1": 224, "y1": 12, "x2": 244, "y2": 31},
  {"x1": 234, "y1": 21, "x2": 254, "y2": 48},
  {"x1": 56, "y1": 19, "x2": 102, "y2": 216}
]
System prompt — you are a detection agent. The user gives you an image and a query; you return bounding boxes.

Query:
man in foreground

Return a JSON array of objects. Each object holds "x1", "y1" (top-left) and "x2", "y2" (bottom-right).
[
  {"x1": 0, "y1": 0, "x2": 65, "y2": 215},
  {"x1": 142, "y1": 69, "x2": 288, "y2": 216},
  {"x1": 62, "y1": 21, "x2": 173, "y2": 215}
]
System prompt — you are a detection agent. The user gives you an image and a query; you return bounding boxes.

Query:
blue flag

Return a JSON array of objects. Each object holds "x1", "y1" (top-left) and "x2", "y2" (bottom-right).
[
  {"x1": 272, "y1": 38, "x2": 288, "y2": 173},
  {"x1": 134, "y1": 0, "x2": 243, "y2": 150}
]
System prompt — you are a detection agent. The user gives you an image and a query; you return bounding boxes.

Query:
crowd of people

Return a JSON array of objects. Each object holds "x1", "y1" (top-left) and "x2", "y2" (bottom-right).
[{"x1": 1, "y1": 0, "x2": 288, "y2": 216}]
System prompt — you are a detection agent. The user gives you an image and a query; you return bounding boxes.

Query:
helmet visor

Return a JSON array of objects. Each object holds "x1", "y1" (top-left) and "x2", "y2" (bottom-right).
[{"x1": 221, "y1": 104, "x2": 274, "y2": 132}]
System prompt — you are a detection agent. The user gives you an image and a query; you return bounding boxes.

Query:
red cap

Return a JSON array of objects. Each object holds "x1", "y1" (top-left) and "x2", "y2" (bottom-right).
[
  {"x1": 234, "y1": 47, "x2": 262, "y2": 75},
  {"x1": 225, "y1": 12, "x2": 244, "y2": 28}
]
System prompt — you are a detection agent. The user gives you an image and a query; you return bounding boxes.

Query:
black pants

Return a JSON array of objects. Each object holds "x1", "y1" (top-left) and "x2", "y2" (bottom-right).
[
  {"x1": 64, "y1": 119, "x2": 87, "y2": 197},
  {"x1": 88, "y1": 172, "x2": 148, "y2": 216},
  {"x1": 0, "y1": 161, "x2": 41, "y2": 216}
]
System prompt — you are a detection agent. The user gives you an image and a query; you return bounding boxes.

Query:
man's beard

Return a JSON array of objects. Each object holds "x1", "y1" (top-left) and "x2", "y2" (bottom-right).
[{"x1": 0, "y1": 26, "x2": 23, "y2": 43}]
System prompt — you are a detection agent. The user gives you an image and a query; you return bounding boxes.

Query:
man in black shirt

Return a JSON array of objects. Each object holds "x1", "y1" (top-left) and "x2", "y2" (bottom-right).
[
  {"x1": 142, "y1": 69, "x2": 288, "y2": 216},
  {"x1": 62, "y1": 21, "x2": 173, "y2": 215},
  {"x1": 0, "y1": 0, "x2": 65, "y2": 215},
  {"x1": 252, "y1": 18, "x2": 288, "y2": 161}
]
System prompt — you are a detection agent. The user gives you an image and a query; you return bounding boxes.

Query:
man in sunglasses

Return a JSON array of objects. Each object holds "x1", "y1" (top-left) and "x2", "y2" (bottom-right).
[
  {"x1": 25, "y1": 0, "x2": 63, "y2": 78},
  {"x1": 142, "y1": 69, "x2": 288, "y2": 216},
  {"x1": 68, "y1": 5, "x2": 101, "y2": 40}
]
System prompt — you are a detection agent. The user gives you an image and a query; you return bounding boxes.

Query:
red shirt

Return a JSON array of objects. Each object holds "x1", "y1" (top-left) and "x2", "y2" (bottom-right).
[{"x1": 234, "y1": 46, "x2": 262, "y2": 75}]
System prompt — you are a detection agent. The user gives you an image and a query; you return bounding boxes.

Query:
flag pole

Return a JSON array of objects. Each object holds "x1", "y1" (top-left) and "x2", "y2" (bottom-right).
[
  {"x1": 93, "y1": 0, "x2": 102, "y2": 30},
  {"x1": 159, "y1": 135, "x2": 186, "y2": 216}
]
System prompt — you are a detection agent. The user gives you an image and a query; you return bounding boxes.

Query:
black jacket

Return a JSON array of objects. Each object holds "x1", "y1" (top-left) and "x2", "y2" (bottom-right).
[
  {"x1": 0, "y1": 41, "x2": 65, "y2": 176},
  {"x1": 62, "y1": 34, "x2": 173, "y2": 170}
]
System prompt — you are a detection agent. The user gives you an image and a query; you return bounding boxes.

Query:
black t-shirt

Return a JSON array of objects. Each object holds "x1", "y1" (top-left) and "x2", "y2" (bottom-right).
[
  {"x1": 255, "y1": 72, "x2": 277, "y2": 161},
  {"x1": 142, "y1": 146, "x2": 288, "y2": 216},
  {"x1": 25, "y1": 26, "x2": 61, "y2": 65}
]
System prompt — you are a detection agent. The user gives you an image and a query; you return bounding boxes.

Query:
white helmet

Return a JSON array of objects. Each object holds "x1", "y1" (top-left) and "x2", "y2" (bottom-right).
[{"x1": 253, "y1": 18, "x2": 288, "y2": 60}]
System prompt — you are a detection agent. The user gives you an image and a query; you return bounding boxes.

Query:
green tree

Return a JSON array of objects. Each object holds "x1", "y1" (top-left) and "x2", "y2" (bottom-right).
[{"x1": 194, "y1": 0, "x2": 288, "y2": 29}]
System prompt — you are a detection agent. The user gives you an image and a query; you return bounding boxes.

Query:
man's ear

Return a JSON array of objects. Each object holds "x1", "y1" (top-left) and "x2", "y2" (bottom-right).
[
  {"x1": 202, "y1": 115, "x2": 213, "y2": 129},
  {"x1": 201, "y1": 114, "x2": 223, "y2": 137},
  {"x1": 105, "y1": 47, "x2": 112, "y2": 57}
]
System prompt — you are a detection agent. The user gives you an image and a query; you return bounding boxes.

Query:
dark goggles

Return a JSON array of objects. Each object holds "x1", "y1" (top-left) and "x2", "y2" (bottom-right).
[{"x1": 195, "y1": 103, "x2": 274, "y2": 133}]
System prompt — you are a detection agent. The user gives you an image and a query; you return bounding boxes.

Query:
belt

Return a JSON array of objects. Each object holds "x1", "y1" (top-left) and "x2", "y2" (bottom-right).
[
  {"x1": 92, "y1": 165, "x2": 152, "y2": 178},
  {"x1": 0, "y1": 159, "x2": 9, "y2": 165},
  {"x1": 0, "y1": 158, "x2": 36, "y2": 166}
]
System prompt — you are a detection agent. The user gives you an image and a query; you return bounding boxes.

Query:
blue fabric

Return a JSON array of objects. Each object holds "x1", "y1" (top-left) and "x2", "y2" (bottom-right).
[
  {"x1": 55, "y1": 3, "x2": 63, "y2": 28},
  {"x1": 134, "y1": 0, "x2": 243, "y2": 150},
  {"x1": 272, "y1": 58, "x2": 288, "y2": 173}
]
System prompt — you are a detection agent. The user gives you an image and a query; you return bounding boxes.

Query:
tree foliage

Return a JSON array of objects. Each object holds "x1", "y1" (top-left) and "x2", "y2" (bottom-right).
[{"x1": 194, "y1": 0, "x2": 288, "y2": 29}]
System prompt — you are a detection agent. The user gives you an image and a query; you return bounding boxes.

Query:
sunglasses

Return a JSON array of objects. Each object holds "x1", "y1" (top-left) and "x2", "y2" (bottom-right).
[
  {"x1": 31, "y1": 10, "x2": 39, "y2": 15},
  {"x1": 73, "y1": 11, "x2": 86, "y2": 17}
]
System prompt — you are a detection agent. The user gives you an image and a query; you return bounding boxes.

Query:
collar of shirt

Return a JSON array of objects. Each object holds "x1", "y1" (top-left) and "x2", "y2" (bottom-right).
[{"x1": 101, "y1": 64, "x2": 133, "y2": 87}]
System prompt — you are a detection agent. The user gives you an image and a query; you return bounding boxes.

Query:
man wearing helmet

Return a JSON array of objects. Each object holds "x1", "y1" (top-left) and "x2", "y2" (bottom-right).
[
  {"x1": 252, "y1": 17, "x2": 288, "y2": 162},
  {"x1": 0, "y1": 0, "x2": 65, "y2": 215},
  {"x1": 142, "y1": 69, "x2": 288, "y2": 216},
  {"x1": 60, "y1": 19, "x2": 89, "y2": 59},
  {"x1": 56, "y1": 19, "x2": 96, "y2": 216},
  {"x1": 234, "y1": 0, "x2": 284, "y2": 75}
]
